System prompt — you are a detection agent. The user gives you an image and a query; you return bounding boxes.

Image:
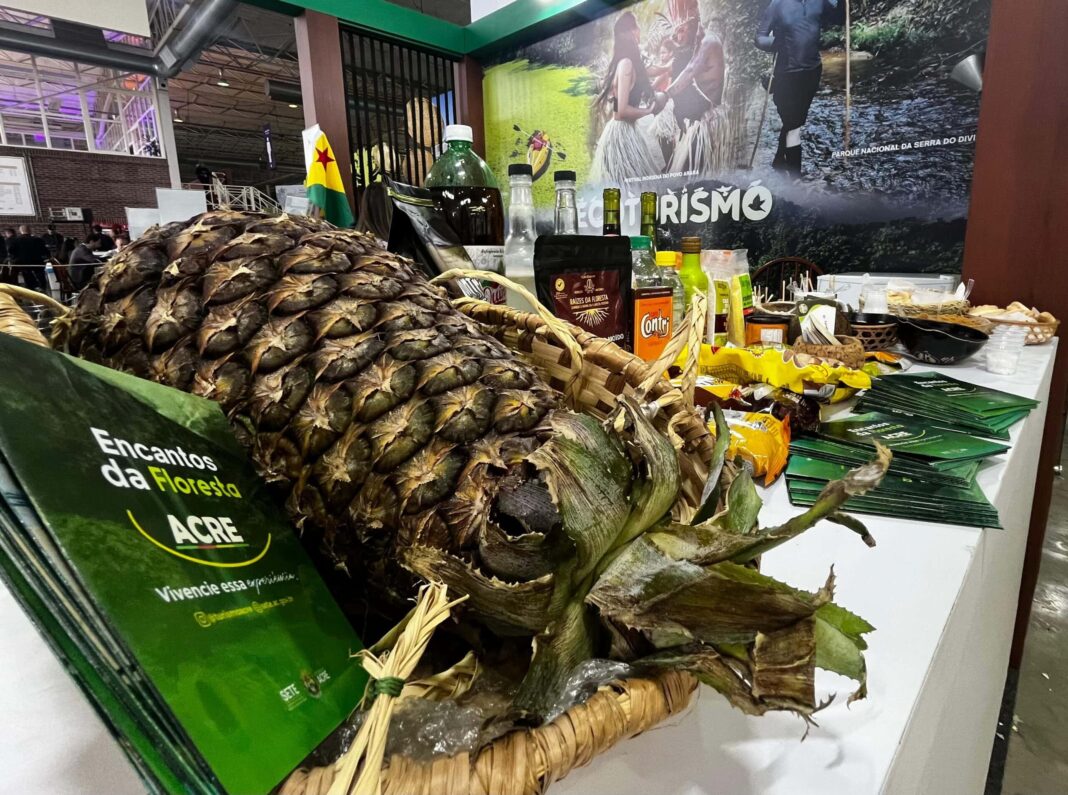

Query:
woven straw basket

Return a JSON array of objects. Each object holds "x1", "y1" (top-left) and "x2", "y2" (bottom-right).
[
  {"x1": 888, "y1": 298, "x2": 969, "y2": 317},
  {"x1": 0, "y1": 276, "x2": 714, "y2": 795},
  {"x1": 850, "y1": 321, "x2": 899, "y2": 353},
  {"x1": 986, "y1": 316, "x2": 1059, "y2": 345}
]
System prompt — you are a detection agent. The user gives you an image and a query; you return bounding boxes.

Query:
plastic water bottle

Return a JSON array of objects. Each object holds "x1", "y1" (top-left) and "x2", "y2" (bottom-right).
[
  {"x1": 631, "y1": 235, "x2": 659, "y2": 289},
  {"x1": 503, "y1": 163, "x2": 537, "y2": 276},
  {"x1": 656, "y1": 251, "x2": 685, "y2": 323}
]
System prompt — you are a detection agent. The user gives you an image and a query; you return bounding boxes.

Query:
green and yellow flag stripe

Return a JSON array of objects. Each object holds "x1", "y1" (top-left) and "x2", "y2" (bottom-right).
[{"x1": 305, "y1": 130, "x2": 354, "y2": 228}]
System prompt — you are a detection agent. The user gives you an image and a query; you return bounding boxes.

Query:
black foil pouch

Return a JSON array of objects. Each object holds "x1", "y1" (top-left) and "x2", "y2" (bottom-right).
[
  {"x1": 385, "y1": 179, "x2": 472, "y2": 282},
  {"x1": 534, "y1": 235, "x2": 633, "y2": 351}
]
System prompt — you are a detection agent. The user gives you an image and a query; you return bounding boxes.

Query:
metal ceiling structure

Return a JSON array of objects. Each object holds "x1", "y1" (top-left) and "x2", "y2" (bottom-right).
[
  {"x1": 163, "y1": 3, "x2": 306, "y2": 183},
  {"x1": 0, "y1": 1, "x2": 306, "y2": 186}
]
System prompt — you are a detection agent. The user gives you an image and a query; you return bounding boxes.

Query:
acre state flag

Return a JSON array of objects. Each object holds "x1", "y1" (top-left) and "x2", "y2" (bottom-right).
[{"x1": 304, "y1": 127, "x2": 354, "y2": 228}]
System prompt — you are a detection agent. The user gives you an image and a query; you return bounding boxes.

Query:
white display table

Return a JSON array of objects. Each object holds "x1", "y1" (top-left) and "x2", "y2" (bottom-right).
[
  {"x1": 0, "y1": 344, "x2": 1055, "y2": 795},
  {"x1": 557, "y1": 343, "x2": 1055, "y2": 795}
]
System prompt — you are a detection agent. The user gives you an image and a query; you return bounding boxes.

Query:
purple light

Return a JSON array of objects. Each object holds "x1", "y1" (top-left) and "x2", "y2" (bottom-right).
[{"x1": 33, "y1": 134, "x2": 44, "y2": 143}]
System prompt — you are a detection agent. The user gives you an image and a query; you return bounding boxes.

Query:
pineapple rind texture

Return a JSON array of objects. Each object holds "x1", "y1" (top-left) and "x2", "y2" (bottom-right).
[{"x1": 55, "y1": 211, "x2": 563, "y2": 612}]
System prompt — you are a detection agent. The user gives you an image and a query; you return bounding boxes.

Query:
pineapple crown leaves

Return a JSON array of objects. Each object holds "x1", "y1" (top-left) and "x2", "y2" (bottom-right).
[
  {"x1": 589, "y1": 539, "x2": 877, "y2": 717},
  {"x1": 400, "y1": 544, "x2": 553, "y2": 635},
  {"x1": 584, "y1": 444, "x2": 890, "y2": 720}
]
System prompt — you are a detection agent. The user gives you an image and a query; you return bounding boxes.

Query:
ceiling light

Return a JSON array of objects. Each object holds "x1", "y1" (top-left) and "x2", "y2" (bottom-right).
[
  {"x1": 216, "y1": 69, "x2": 229, "y2": 88},
  {"x1": 288, "y1": 103, "x2": 298, "y2": 109}
]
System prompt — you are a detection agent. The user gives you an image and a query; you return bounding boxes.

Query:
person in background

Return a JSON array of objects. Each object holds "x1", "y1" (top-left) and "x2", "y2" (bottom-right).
[
  {"x1": 8, "y1": 225, "x2": 51, "y2": 292},
  {"x1": 42, "y1": 223, "x2": 63, "y2": 259},
  {"x1": 0, "y1": 228, "x2": 14, "y2": 284},
  {"x1": 50, "y1": 236, "x2": 78, "y2": 299},
  {"x1": 589, "y1": 11, "x2": 664, "y2": 188},
  {"x1": 69, "y1": 234, "x2": 103, "y2": 290},
  {"x1": 356, "y1": 182, "x2": 393, "y2": 246},
  {"x1": 91, "y1": 224, "x2": 116, "y2": 252},
  {"x1": 754, "y1": 0, "x2": 841, "y2": 177},
  {"x1": 114, "y1": 232, "x2": 130, "y2": 249},
  {"x1": 663, "y1": 0, "x2": 728, "y2": 174}
]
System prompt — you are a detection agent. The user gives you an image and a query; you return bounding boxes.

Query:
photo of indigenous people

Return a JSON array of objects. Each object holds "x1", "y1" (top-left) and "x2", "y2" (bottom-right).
[
  {"x1": 482, "y1": 0, "x2": 992, "y2": 274},
  {"x1": 589, "y1": 11, "x2": 664, "y2": 187}
]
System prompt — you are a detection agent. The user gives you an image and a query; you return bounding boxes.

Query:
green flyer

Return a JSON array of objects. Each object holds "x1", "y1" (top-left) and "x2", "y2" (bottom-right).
[{"x1": 0, "y1": 335, "x2": 366, "y2": 794}]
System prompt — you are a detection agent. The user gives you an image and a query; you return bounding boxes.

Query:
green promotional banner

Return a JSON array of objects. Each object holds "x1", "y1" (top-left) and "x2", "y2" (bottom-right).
[{"x1": 0, "y1": 335, "x2": 365, "y2": 795}]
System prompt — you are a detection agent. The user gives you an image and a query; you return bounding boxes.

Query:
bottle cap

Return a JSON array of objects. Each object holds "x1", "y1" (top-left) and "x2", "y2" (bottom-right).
[
  {"x1": 554, "y1": 170, "x2": 576, "y2": 182},
  {"x1": 508, "y1": 163, "x2": 533, "y2": 176},
  {"x1": 655, "y1": 251, "x2": 677, "y2": 267},
  {"x1": 680, "y1": 236, "x2": 702, "y2": 254},
  {"x1": 444, "y1": 124, "x2": 473, "y2": 142},
  {"x1": 630, "y1": 235, "x2": 652, "y2": 251}
]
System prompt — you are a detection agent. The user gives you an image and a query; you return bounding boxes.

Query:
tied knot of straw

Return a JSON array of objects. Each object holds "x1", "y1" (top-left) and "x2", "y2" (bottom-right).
[
  {"x1": 366, "y1": 675, "x2": 404, "y2": 703},
  {"x1": 326, "y1": 581, "x2": 467, "y2": 795}
]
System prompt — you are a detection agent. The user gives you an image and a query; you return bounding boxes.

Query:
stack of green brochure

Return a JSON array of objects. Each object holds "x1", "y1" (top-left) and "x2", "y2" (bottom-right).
[
  {"x1": 786, "y1": 456, "x2": 1001, "y2": 528},
  {"x1": 0, "y1": 335, "x2": 367, "y2": 795},
  {"x1": 856, "y1": 372, "x2": 1039, "y2": 440},
  {"x1": 786, "y1": 412, "x2": 1008, "y2": 528}
]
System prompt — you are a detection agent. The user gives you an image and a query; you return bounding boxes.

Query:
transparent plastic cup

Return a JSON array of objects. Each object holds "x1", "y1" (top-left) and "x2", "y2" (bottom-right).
[{"x1": 985, "y1": 326, "x2": 1028, "y2": 375}]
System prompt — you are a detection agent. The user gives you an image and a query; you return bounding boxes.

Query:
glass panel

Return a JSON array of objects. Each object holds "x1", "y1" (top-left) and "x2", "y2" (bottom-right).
[{"x1": 0, "y1": 49, "x2": 163, "y2": 157}]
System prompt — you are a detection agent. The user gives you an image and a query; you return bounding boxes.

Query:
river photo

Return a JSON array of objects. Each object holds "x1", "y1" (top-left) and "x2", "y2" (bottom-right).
[{"x1": 483, "y1": 0, "x2": 992, "y2": 274}]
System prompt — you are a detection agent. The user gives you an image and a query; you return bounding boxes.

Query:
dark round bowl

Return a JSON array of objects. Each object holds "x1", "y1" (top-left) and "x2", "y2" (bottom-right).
[
  {"x1": 848, "y1": 312, "x2": 898, "y2": 327},
  {"x1": 896, "y1": 317, "x2": 989, "y2": 365}
]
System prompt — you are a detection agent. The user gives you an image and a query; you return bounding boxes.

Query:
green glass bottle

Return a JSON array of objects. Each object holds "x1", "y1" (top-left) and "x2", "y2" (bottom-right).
[
  {"x1": 640, "y1": 192, "x2": 658, "y2": 247},
  {"x1": 602, "y1": 188, "x2": 621, "y2": 236},
  {"x1": 678, "y1": 236, "x2": 708, "y2": 314}
]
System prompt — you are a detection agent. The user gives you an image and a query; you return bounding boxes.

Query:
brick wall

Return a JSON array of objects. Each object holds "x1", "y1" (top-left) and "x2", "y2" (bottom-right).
[{"x1": 0, "y1": 146, "x2": 171, "y2": 236}]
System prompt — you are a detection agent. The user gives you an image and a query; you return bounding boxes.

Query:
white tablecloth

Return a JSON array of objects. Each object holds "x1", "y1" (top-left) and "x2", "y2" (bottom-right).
[
  {"x1": 0, "y1": 344, "x2": 1055, "y2": 795},
  {"x1": 556, "y1": 343, "x2": 1055, "y2": 795}
]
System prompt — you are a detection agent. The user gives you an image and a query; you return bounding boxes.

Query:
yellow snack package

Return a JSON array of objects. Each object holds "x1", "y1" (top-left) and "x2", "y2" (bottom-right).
[
  {"x1": 710, "y1": 410, "x2": 791, "y2": 486},
  {"x1": 690, "y1": 344, "x2": 871, "y2": 403}
]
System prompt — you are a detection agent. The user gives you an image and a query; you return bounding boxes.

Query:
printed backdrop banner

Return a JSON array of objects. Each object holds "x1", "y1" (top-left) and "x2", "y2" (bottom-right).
[{"x1": 483, "y1": 0, "x2": 991, "y2": 273}]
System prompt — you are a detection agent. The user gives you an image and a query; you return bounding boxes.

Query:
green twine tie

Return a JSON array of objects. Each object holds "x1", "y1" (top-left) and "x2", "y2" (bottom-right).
[{"x1": 367, "y1": 675, "x2": 405, "y2": 704}]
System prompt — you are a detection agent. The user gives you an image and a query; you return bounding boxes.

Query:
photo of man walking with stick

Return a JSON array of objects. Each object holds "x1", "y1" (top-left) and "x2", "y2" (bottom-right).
[{"x1": 754, "y1": 0, "x2": 842, "y2": 178}]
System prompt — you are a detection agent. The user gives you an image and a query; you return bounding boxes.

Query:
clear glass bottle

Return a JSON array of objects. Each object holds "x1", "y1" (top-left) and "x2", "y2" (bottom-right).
[
  {"x1": 656, "y1": 250, "x2": 685, "y2": 323},
  {"x1": 553, "y1": 170, "x2": 579, "y2": 234},
  {"x1": 504, "y1": 163, "x2": 537, "y2": 277}
]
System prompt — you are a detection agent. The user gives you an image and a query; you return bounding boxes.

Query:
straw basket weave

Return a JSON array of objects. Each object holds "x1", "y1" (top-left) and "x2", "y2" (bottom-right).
[
  {"x1": 283, "y1": 671, "x2": 698, "y2": 795},
  {"x1": 0, "y1": 285, "x2": 60, "y2": 347},
  {"x1": 985, "y1": 316, "x2": 1060, "y2": 345},
  {"x1": 0, "y1": 276, "x2": 714, "y2": 795},
  {"x1": 888, "y1": 298, "x2": 969, "y2": 317},
  {"x1": 850, "y1": 321, "x2": 899, "y2": 353}
]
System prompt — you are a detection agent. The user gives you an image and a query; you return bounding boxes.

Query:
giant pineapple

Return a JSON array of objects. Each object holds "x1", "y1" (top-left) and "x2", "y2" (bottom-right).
[
  {"x1": 55, "y1": 210, "x2": 559, "y2": 610},
  {"x1": 55, "y1": 211, "x2": 886, "y2": 722}
]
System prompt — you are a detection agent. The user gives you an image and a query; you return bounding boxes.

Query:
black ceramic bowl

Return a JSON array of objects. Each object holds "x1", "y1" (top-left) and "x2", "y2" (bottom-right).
[
  {"x1": 848, "y1": 312, "x2": 898, "y2": 327},
  {"x1": 896, "y1": 317, "x2": 989, "y2": 365}
]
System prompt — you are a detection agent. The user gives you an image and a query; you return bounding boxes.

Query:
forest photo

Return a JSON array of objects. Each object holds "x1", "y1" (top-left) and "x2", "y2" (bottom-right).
[{"x1": 483, "y1": 0, "x2": 992, "y2": 273}]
